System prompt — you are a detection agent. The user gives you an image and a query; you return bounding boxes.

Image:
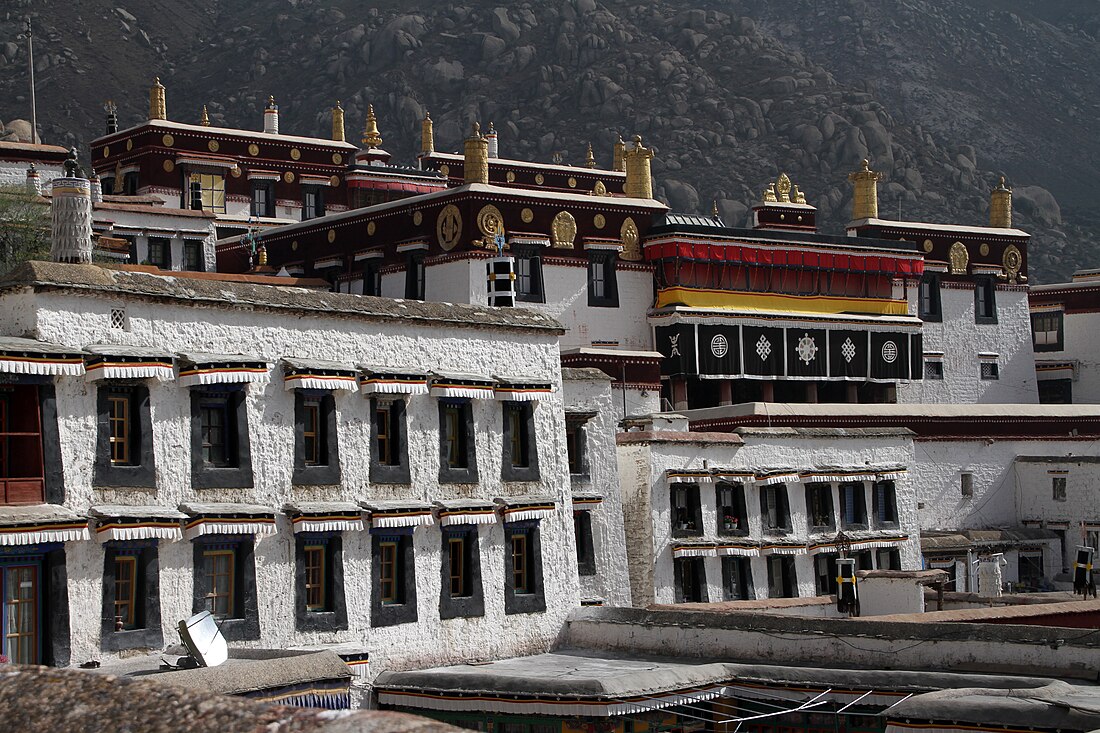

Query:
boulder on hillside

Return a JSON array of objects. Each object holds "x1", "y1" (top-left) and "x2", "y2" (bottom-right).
[{"x1": 1014, "y1": 185, "x2": 1062, "y2": 226}]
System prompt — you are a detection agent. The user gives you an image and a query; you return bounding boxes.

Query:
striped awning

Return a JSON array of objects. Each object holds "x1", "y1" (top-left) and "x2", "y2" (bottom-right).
[
  {"x1": 285, "y1": 502, "x2": 364, "y2": 534},
  {"x1": 716, "y1": 542, "x2": 760, "y2": 557},
  {"x1": 84, "y1": 344, "x2": 174, "y2": 382},
  {"x1": 0, "y1": 336, "x2": 85, "y2": 377},
  {"x1": 89, "y1": 505, "x2": 186, "y2": 542},
  {"x1": 179, "y1": 353, "x2": 270, "y2": 387},
  {"x1": 495, "y1": 496, "x2": 557, "y2": 523},
  {"x1": 435, "y1": 500, "x2": 498, "y2": 526},
  {"x1": 361, "y1": 500, "x2": 435, "y2": 528},
  {"x1": 760, "y1": 542, "x2": 807, "y2": 556},
  {"x1": 572, "y1": 494, "x2": 604, "y2": 507},
  {"x1": 493, "y1": 376, "x2": 555, "y2": 402},
  {"x1": 359, "y1": 366, "x2": 429, "y2": 395},
  {"x1": 666, "y1": 469, "x2": 713, "y2": 484},
  {"x1": 0, "y1": 506, "x2": 90, "y2": 546},
  {"x1": 180, "y1": 503, "x2": 277, "y2": 540},
  {"x1": 756, "y1": 471, "x2": 802, "y2": 486},
  {"x1": 429, "y1": 372, "x2": 495, "y2": 400},
  {"x1": 282, "y1": 357, "x2": 358, "y2": 391},
  {"x1": 672, "y1": 543, "x2": 718, "y2": 558}
]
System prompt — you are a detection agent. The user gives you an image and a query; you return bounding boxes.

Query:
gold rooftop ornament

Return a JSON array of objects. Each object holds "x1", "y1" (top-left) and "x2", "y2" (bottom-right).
[
  {"x1": 613, "y1": 134, "x2": 625, "y2": 172},
  {"x1": 463, "y1": 121, "x2": 489, "y2": 184},
  {"x1": 421, "y1": 111, "x2": 434, "y2": 154},
  {"x1": 990, "y1": 176, "x2": 1012, "y2": 229},
  {"x1": 624, "y1": 135, "x2": 654, "y2": 199},
  {"x1": 332, "y1": 101, "x2": 345, "y2": 142},
  {"x1": 848, "y1": 159, "x2": 881, "y2": 220},
  {"x1": 776, "y1": 173, "x2": 792, "y2": 203},
  {"x1": 149, "y1": 77, "x2": 166, "y2": 121},
  {"x1": 200, "y1": 105, "x2": 210, "y2": 126},
  {"x1": 763, "y1": 183, "x2": 778, "y2": 203},
  {"x1": 585, "y1": 143, "x2": 596, "y2": 169},
  {"x1": 362, "y1": 104, "x2": 383, "y2": 148}
]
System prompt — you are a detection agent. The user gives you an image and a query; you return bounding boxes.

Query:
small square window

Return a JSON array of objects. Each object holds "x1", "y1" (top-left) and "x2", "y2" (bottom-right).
[
  {"x1": 109, "y1": 307, "x2": 127, "y2": 331},
  {"x1": 1052, "y1": 476, "x2": 1067, "y2": 501},
  {"x1": 980, "y1": 362, "x2": 1000, "y2": 380},
  {"x1": 961, "y1": 472, "x2": 974, "y2": 497},
  {"x1": 924, "y1": 360, "x2": 944, "y2": 380}
]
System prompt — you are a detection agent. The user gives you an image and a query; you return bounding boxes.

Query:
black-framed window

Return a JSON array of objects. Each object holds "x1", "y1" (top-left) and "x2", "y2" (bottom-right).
[
  {"x1": 251, "y1": 181, "x2": 275, "y2": 218},
  {"x1": 440, "y1": 525, "x2": 484, "y2": 619},
  {"x1": 371, "y1": 398, "x2": 409, "y2": 484},
  {"x1": 183, "y1": 241, "x2": 204, "y2": 272},
  {"x1": 302, "y1": 186, "x2": 325, "y2": 220},
  {"x1": 405, "y1": 252, "x2": 426, "y2": 300},
  {"x1": 975, "y1": 278, "x2": 997, "y2": 323},
  {"x1": 805, "y1": 482, "x2": 835, "y2": 532},
  {"x1": 192, "y1": 536, "x2": 259, "y2": 641},
  {"x1": 101, "y1": 542, "x2": 162, "y2": 651},
  {"x1": 147, "y1": 237, "x2": 171, "y2": 269},
  {"x1": 1032, "y1": 311, "x2": 1064, "y2": 352},
  {"x1": 839, "y1": 482, "x2": 867, "y2": 529},
  {"x1": 980, "y1": 361, "x2": 1000, "y2": 380},
  {"x1": 924, "y1": 360, "x2": 944, "y2": 380},
  {"x1": 371, "y1": 531, "x2": 417, "y2": 627},
  {"x1": 1018, "y1": 550, "x2": 1043, "y2": 587},
  {"x1": 123, "y1": 171, "x2": 139, "y2": 195},
  {"x1": 717, "y1": 483, "x2": 748, "y2": 536},
  {"x1": 293, "y1": 391, "x2": 340, "y2": 486},
  {"x1": 670, "y1": 484, "x2": 703, "y2": 537},
  {"x1": 1052, "y1": 475, "x2": 1067, "y2": 501},
  {"x1": 101, "y1": 176, "x2": 116, "y2": 196},
  {"x1": 439, "y1": 400, "x2": 477, "y2": 483},
  {"x1": 504, "y1": 522, "x2": 545, "y2": 615},
  {"x1": 876, "y1": 548, "x2": 902, "y2": 571},
  {"x1": 362, "y1": 261, "x2": 382, "y2": 297},
  {"x1": 502, "y1": 402, "x2": 539, "y2": 482},
  {"x1": 94, "y1": 384, "x2": 155, "y2": 489},
  {"x1": 918, "y1": 274, "x2": 942, "y2": 321},
  {"x1": 574, "y1": 510, "x2": 596, "y2": 576},
  {"x1": 872, "y1": 480, "x2": 898, "y2": 527},
  {"x1": 565, "y1": 416, "x2": 590, "y2": 477},
  {"x1": 721, "y1": 556, "x2": 753, "y2": 601},
  {"x1": 853, "y1": 549, "x2": 874, "y2": 570},
  {"x1": 514, "y1": 246, "x2": 544, "y2": 303},
  {"x1": 189, "y1": 172, "x2": 226, "y2": 213},
  {"x1": 190, "y1": 387, "x2": 253, "y2": 489},
  {"x1": 814, "y1": 553, "x2": 838, "y2": 596},
  {"x1": 294, "y1": 534, "x2": 347, "y2": 632},
  {"x1": 767, "y1": 555, "x2": 798, "y2": 598},
  {"x1": 587, "y1": 251, "x2": 619, "y2": 307},
  {"x1": 760, "y1": 484, "x2": 791, "y2": 533},
  {"x1": 674, "y1": 557, "x2": 707, "y2": 603},
  {"x1": 1038, "y1": 378, "x2": 1072, "y2": 404}
]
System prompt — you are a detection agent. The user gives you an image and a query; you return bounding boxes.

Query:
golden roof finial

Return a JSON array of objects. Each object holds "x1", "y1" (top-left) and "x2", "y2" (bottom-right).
[
  {"x1": 362, "y1": 104, "x2": 383, "y2": 148},
  {"x1": 848, "y1": 159, "x2": 881, "y2": 220},
  {"x1": 200, "y1": 105, "x2": 210, "y2": 126},
  {"x1": 624, "y1": 135, "x2": 655, "y2": 199},
  {"x1": 267, "y1": 95, "x2": 276, "y2": 108},
  {"x1": 990, "y1": 175, "x2": 1013, "y2": 228},
  {"x1": 585, "y1": 142, "x2": 596, "y2": 168},
  {"x1": 421, "y1": 110, "x2": 434, "y2": 154},
  {"x1": 332, "y1": 100, "x2": 345, "y2": 142},
  {"x1": 472, "y1": 121, "x2": 482, "y2": 137},
  {"x1": 712, "y1": 200, "x2": 719, "y2": 218},
  {"x1": 613, "y1": 134, "x2": 626, "y2": 172},
  {"x1": 776, "y1": 173, "x2": 792, "y2": 203},
  {"x1": 149, "y1": 76, "x2": 167, "y2": 121},
  {"x1": 792, "y1": 184, "x2": 806, "y2": 205},
  {"x1": 763, "y1": 183, "x2": 778, "y2": 203},
  {"x1": 257, "y1": 244, "x2": 268, "y2": 267}
]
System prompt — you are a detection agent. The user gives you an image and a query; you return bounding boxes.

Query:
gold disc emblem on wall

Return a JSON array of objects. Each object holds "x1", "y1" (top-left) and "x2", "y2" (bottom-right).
[
  {"x1": 1003, "y1": 244, "x2": 1023, "y2": 283},
  {"x1": 923, "y1": 239, "x2": 934, "y2": 253},
  {"x1": 284, "y1": 171, "x2": 295, "y2": 183},
  {"x1": 102, "y1": 145, "x2": 111, "y2": 158},
  {"x1": 332, "y1": 153, "x2": 343, "y2": 165},
  {"x1": 551, "y1": 210, "x2": 577, "y2": 249},
  {"x1": 521, "y1": 208, "x2": 534, "y2": 224},
  {"x1": 594, "y1": 214, "x2": 606, "y2": 229},
  {"x1": 126, "y1": 139, "x2": 133, "y2": 151},
  {"x1": 330, "y1": 175, "x2": 340, "y2": 187},
  {"x1": 568, "y1": 176, "x2": 577, "y2": 188},
  {"x1": 535, "y1": 173, "x2": 545, "y2": 185},
  {"x1": 230, "y1": 165, "x2": 241, "y2": 178},
  {"x1": 248, "y1": 143, "x2": 259, "y2": 156},
  {"x1": 413, "y1": 211, "x2": 423, "y2": 226},
  {"x1": 290, "y1": 148, "x2": 301, "y2": 160},
  {"x1": 327, "y1": 229, "x2": 336, "y2": 243},
  {"x1": 208, "y1": 140, "x2": 220, "y2": 153},
  {"x1": 367, "y1": 221, "x2": 376, "y2": 236},
  {"x1": 506, "y1": 171, "x2": 516, "y2": 183},
  {"x1": 163, "y1": 160, "x2": 175, "y2": 172},
  {"x1": 979, "y1": 242, "x2": 990, "y2": 256},
  {"x1": 477, "y1": 204, "x2": 505, "y2": 240},
  {"x1": 439, "y1": 164, "x2": 450, "y2": 178},
  {"x1": 948, "y1": 241, "x2": 969, "y2": 274},
  {"x1": 162, "y1": 134, "x2": 174, "y2": 147},
  {"x1": 593, "y1": 180, "x2": 607, "y2": 196},
  {"x1": 292, "y1": 240, "x2": 299, "y2": 251},
  {"x1": 620, "y1": 217, "x2": 641, "y2": 261},
  {"x1": 437, "y1": 204, "x2": 462, "y2": 251}
]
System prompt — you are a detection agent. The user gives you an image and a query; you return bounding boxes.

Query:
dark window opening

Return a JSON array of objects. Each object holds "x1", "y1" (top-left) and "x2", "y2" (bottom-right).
[
  {"x1": 918, "y1": 274, "x2": 942, "y2": 321},
  {"x1": 980, "y1": 361, "x2": 1000, "y2": 380},
  {"x1": 760, "y1": 484, "x2": 792, "y2": 533},
  {"x1": 101, "y1": 543, "x2": 162, "y2": 651},
  {"x1": 873, "y1": 480, "x2": 898, "y2": 527},
  {"x1": 565, "y1": 416, "x2": 590, "y2": 477},
  {"x1": 814, "y1": 553, "x2": 838, "y2": 596},
  {"x1": 440, "y1": 525, "x2": 485, "y2": 619},
  {"x1": 294, "y1": 392, "x2": 340, "y2": 485},
  {"x1": 924, "y1": 360, "x2": 944, "y2": 380},
  {"x1": 717, "y1": 483, "x2": 748, "y2": 536},
  {"x1": 504, "y1": 523, "x2": 545, "y2": 614},
  {"x1": 183, "y1": 241, "x2": 204, "y2": 272},
  {"x1": 975, "y1": 278, "x2": 997, "y2": 323},
  {"x1": 1032, "y1": 311, "x2": 1064, "y2": 352},
  {"x1": 767, "y1": 555, "x2": 798, "y2": 598},
  {"x1": 805, "y1": 482, "x2": 835, "y2": 532},
  {"x1": 574, "y1": 510, "x2": 596, "y2": 576},
  {"x1": 302, "y1": 186, "x2": 325, "y2": 220},
  {"x1": 671, "y1": 484, "x2": 703, "y2": 537},
  {"x1": 876, "y1": 548, "x2": 902, "y2": 571},
  {"x1": 251, "y1": 182, "x2": 275, "y2": 218},
  {"x1": 147, "y1": 237, "x2": 171, "y2": 269},
  {"x1": 294, "y1": 534, "x2": 346, "y2": 631},
  {"x1": 192, "y1": 537, "x2": 259, "y2": 641},
  {"x1": 405, "y1": 252, "x2": 426, "y2": 300},
  {"x1": 200, "y1": 394, "x2": 233, "y2": 467},
  {"x1": 372, "y1": 532, "x2": 417, "y2": 627},
  {"x1": 123, "y1": 171, "x2": 139, "y2": 196},
  {"x1": 95, "y1": 382, "x2": 157, "y2": 488},
  {"x1": 0, "y1": 384, "x2": 46, "y2": 505},
  {"x1": 674, "y1": 556, "x2": 707, "y2": 603},
  {"x1": 514, "y1": 246, "x2": 544, "y2": 303},
  {"x1": 722, "y1": 556, "x2": 753, "y2": 601},
  {"x1": 190, "y1": 387, "x2": 253, "y2": 490},
  {"x1": 839, "y1": 482, "x2": 867, "y2": 529},
  {"x1": 502, "y1": 402, "x2": 539, "y2": 482},
  {"x1": 587, "y1": 251, "x2": 619, "y2": 307},
  {"x1": 362, "y1": 261, "x2": 382, "y2": 297},
  {"x1": 439, "y1": 400, "x2": 477, "y2": 483}
]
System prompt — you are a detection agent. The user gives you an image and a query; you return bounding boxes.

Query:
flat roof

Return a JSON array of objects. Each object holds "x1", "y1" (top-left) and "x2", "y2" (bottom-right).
[
  {"x1": 682, "y1": 401, "x2": 1100, "y2": 422},
  {"x1": 0, "y1": 261, "x2": 565, "y2": 335},
  {"x1": 95, "y1": 118, "x2": 359, "y2": 151},
  {"x1": 849, "y1": 217, "x2": 1030, "y2": 238}
]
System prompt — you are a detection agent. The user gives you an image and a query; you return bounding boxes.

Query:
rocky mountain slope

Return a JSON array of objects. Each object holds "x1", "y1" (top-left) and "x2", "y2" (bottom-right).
[{"x1": 0, "y1": 0, "x2": 1096, "y2": 282}]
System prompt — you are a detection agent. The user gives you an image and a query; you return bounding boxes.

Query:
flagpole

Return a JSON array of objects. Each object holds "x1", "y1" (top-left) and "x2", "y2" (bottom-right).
[{"x1": 26, "y1": 17, "x2": 37, "y2": 144}]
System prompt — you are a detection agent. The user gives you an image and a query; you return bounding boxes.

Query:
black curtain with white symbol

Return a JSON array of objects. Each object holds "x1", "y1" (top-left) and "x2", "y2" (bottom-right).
[
  {"x1": 785, "y1": 329, "x2": 828, "y2": 379},
  {"x1": 698, "y1": 325, "x2": 741, "y2": 377}
]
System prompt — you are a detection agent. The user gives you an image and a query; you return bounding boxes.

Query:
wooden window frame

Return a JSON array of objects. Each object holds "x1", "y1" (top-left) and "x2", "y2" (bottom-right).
[
  {"x1": 443, "y1": 404, "x2": 466, "y2": 469},
  {"x1": 204, "y1": 548, "x2": 236, "y2": 619},
  {"x1": 2, "y1": 563, "x2": 40, "y2": 665},
  {"x1": 379, "y1": 541, "x2": 399, "y2": 605},
  {"x1": 302, "y1": 398, "x2": 322, "y2": 466},
  {"x1": 304, "y1": 544, "x2": 326, "y2": 612},
  {"x1": 375, "y1": 402, "x2": 395, "y2": 466},
  {"x1": 448, "y1": 536, "x2": 467, "y2": 598},
  {"x1": 511, "y1": 532, "x2": 530, "y2": 594},
  {"x1": 113, "y1": 554, "x2": 138, "y2": 629},
  {"x1": 107, "y1": 391, "x2": 132, "y2": 466},
  {"x1": 200, "y1": 396, "x2": 232, "y2": 468}
]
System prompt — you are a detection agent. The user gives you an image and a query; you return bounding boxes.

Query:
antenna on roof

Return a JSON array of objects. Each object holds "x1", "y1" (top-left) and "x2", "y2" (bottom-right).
[
  {"x1": 169, "y1": 610, "x2": 228, "y2": 669},
  {"x1": 24, "y1": 17, "x2": 38, "y2": 144}
]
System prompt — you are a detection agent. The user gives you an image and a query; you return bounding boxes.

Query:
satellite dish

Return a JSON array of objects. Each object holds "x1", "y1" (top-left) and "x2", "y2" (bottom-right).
[{"x1": 178, "y1": 610, "x2": 228, "y2": 668}]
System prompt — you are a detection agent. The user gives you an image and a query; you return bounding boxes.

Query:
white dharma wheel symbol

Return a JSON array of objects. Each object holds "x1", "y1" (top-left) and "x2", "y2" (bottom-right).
[
  {"x1": 796, "y1": 333, "x2": 818, "y2": 365},
  {"x1": 881, "y1": 340, "x2": 898, "y2": 364},
  {"x1": 711, "y1": 334, "x2": 729, "y2": 358}
]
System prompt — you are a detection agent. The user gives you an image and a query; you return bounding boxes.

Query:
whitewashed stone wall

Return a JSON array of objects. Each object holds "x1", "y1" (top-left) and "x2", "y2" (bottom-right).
[
  {"x1": 0, "y1": 160, "x2": 65, "y2": 189},
  {"x1": 899, "y1": 283, "x2": 1038, "y2": 404},
  {"x1": 1038, "y1": 309, "x2": 1100, "y2": 403},
  {"x1": 618, "y1": 423, "x2": 920, "y2": 606},
  {"x1": 6, "y1": 286, "x2": 578, "y2": 676},
  {"x1": 562, "y1": 371, "x2": 631, "y2": 606}
]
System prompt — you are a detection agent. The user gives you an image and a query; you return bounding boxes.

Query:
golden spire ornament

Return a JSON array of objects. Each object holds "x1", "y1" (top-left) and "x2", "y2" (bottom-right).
[
  {"x1": 585, "y1": 142, "x2": 596, "y2": 168},
  {"x1": 712, "y1": 200, "x2": 719, "y2": 218},
  {"x1": 332, "y1": 101, "x2": 345, "y2": 142},
  {"x1": 362, "y1": 104, "x2": 383, "y2": 149},
  {"x1": 200, "y1": 105, "x2": 210, "y2": 126},
  {"x1": 421, "y1": 110, "x2": 434, "y2": 154},
  {"x1": 149, "y1": 76, "x2": 167, "y2": 120}
]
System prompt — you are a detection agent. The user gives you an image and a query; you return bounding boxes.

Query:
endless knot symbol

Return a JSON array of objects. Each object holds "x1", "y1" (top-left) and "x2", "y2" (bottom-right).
[
  {"x1": 796, "y1": 333, "x2": 818, "y2": 365},
  {"x1": 711, "y1": 334, "x2": 729, "y2": 358},
  {"x1": 881, "y1": 340, "x2": 898, "y2": 364},
  {"x1": 755, "y1": 335, "x2": 772, "y2": 361},
  {"x1": 841, "y1": 337, "x2": 857, "y2": 364}
]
